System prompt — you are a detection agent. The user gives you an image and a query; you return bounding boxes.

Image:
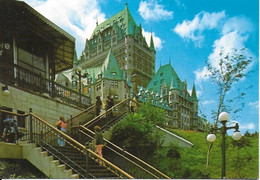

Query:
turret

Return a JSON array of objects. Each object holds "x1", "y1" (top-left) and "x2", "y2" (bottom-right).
[{"x1": 150, "y1": 34, "x2": 155, "y2": 52}]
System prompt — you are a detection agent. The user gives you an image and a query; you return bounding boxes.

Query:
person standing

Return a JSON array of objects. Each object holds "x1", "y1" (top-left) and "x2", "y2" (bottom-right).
[
  {"x1": 106, "y1": 96, "x2": 112, "y2": 110},
  {"x1": 106, "y1": 96, "x2": 112, "y2": 119},
  {"x1": 3, "y1": 115, "x2": 17, "y2": 143},
  {"x1": 94, "y1": 126, "x2": 105, "y2": 159},
  {"x1": 56, "y1": 116, "x2": 67, "y2": 147},
  {"x1": 96, "y1": 96, "x2": 102, "y2": 116}
]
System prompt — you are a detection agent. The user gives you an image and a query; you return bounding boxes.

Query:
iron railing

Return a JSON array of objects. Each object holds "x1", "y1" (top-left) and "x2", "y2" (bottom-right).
[
  {"x1": 27, "y1": 110, "x2": 133, "y2": 178},
  {"x1": 65, "y1": 104, "x2": 96, "y2": 134},
  {"x1": 0, "y1": 109, "x2": 133, "y2": 178},
  {"x1": 72, "y1": 98, "x2": 170, "y2": 179},
  {"x1": 0, "y1": 62, "x2": 91, "y2": 108},
  {"x1": 82, "y1": 98, "x2": 130, "y2": 131}
]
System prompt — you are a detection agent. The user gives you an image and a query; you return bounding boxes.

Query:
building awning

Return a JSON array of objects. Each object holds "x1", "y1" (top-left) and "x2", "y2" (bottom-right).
[{"x1": 0, "y1": 0, "x2": 75, "y2": 73}]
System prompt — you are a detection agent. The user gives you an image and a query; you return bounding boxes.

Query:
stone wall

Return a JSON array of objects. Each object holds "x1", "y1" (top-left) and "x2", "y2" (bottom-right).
[{"x1": 0, "y1": 82, "x2": 82, "y2": 125}]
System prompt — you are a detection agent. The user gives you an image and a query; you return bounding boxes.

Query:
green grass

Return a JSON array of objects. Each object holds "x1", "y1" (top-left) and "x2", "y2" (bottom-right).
[{"x1": 166, "y1": 129, "x2": 259, "y2": 179}]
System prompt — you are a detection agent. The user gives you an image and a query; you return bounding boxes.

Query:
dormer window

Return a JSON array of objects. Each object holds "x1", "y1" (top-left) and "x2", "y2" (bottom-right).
[
  {"x1": 112, "y1": 72, "x2": 116, "y2": 78},
  {"x1": 98, "y1": 74, "x2": 102, "y2": 80},
  {"x1": 160, "y1": 79, "x2": 164, "y2": 84}
]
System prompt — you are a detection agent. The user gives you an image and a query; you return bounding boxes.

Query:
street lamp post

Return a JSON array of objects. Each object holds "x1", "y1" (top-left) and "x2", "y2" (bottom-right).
[
  {"x1": 75, "y1": 67, "x2": 88, "y2": 93},
  {"x1": 74, "y1": 67, "x2": 87, "y2": 104},
  {"x1": 207, "y1": 112, "x2": 242, "y2": 179}
]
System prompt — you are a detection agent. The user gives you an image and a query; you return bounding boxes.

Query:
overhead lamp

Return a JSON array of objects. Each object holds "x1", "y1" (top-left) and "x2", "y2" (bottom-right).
[{"x1": 2, "y1": 85, "x2": 10, "y2": 96}]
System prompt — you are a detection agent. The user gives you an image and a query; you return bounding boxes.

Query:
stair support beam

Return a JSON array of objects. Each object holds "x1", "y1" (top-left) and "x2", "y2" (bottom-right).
[{"x1": 85, "y1": 142, "x2": 89, "y2": 178}]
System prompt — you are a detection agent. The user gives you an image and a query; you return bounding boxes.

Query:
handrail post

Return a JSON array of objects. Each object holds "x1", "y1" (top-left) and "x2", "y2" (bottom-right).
[
  {"x1": 85, "y1": 142, "x2": 89, "y2": 178},
  {"x1": 29, "y1": 108, "x2": 33, "y2": 143},
  {"x1": 40, "y1": 130, "x2": 43, "y2": 146},
  {"x1": 70, "y1": 115, "x2": 73, "y2": 131},
  {"x1": 79, "y1": 122, "x2": 82, "y2": 142}
]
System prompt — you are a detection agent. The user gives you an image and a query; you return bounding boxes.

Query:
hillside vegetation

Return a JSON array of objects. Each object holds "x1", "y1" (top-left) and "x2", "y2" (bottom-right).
[{"x1": 166, "y1": 129, "x2": 259, "y2": 179}]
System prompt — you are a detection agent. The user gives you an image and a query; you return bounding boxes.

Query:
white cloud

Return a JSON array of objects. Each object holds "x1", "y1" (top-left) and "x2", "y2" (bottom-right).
[
  {"x1": 188, "y1": 89, "x2": 202, "y2": 98},
  {"x1": 138, "y1": 0, "x2": 173, "y2": 21},
  {"x1": 173, "y1": 11, "x2": 225, "y2": 47},
  {"x1": 142, "y1": 29, "x2": 163, "y2": 50},
  {"x1": 24, "y1": 0, "x2": 106, "y2": 56},
  {"x1": 202, "y1": 100, "x2": 215, "y2": 105},
  {"x1": 239, "y1": 122, "x2": 256, "y2": 130},
  {"x1": 194, "y1": 66, "x2": 210, "y2": 83},
  {"x1": 248, "y1": 101, "x2": 259, "y2": 109},
  {"x1": 222, "y1": 16, "x2": 253, "y2": 35},
  {"x1": 174, "y1": 0, "x2": 186, "y2": 8},
  {"x1": 194, "y1": 15, "x2": 255, "y2": 83}
]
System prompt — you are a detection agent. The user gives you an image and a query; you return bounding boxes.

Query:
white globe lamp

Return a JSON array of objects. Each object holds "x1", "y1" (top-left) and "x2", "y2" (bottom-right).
[
  {"x1": 232, "y1": 131, "x2": 242, "y2": 141},
  {"x1": 207, "y1": 133, "x2": 216, "y2": 143},
  {"x1": 219, "y1": 112, "x2": 229, "y2": 123}
]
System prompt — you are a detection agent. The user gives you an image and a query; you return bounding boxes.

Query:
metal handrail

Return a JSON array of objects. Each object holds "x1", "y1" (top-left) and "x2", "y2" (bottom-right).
[
  {"x1": 79, "y1": 127, "x2": 160, "y2": 179},
  {"x1": 29, "y1": 112, "x2": 133, "y2": 179},
  {"x1": 82, "y1": 98, "x2": 130, "y2": 127},
  {"x1": 79, "y1": 124, "x2": 170, "y2": 179},
  {"x1": 76, "y1": 98, "x2": 170, "y2": 179},
  {"x1": 0, "y1": 109, "x2": 29, "y2": 117},
  {"x1": 65, "y1": 104, "x2": 96, "y2": 132},
  {"x1": 0, "y1": 63, "x2": 91, "y2": 108}
]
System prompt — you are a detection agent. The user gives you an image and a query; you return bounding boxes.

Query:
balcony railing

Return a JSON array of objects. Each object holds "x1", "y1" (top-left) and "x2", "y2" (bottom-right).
[{"x1": 0, "y1": 62, "x2": 91, "y2": 108}]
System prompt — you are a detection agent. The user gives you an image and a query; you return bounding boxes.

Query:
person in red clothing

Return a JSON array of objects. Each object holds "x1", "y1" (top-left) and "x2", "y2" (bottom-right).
[
  {"x1": 56, "y1": 116, "x2": 67, "y2": 147},
  {"x1": 94, "y1": 126, "x2": 105, "y2": 158}
]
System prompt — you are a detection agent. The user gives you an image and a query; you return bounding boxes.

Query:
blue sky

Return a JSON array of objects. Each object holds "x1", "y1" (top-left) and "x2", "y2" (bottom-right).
[{"x1": 24, "y1": 0, "x2": 259, "y2": 134}]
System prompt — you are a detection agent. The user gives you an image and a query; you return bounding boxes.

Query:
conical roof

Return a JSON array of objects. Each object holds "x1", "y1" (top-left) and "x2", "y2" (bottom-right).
[
  {"x1": 147, "y1": 64, "x2": 182, "y2": 93},
  {"x1": 191, "y1": 83, "x2": 198, "y2": 101},
  {"x1": 91, "y1": 4, "x2": 138, "y2": 38},
  {"x1": 102, "y1": 49, "x2": 124, "y2": 80}
]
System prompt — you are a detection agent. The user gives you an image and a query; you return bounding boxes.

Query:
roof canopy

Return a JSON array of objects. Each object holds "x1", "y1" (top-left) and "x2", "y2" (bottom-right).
[{"x1": 0, "y1": 0, "x2": 75, "y2": 73}]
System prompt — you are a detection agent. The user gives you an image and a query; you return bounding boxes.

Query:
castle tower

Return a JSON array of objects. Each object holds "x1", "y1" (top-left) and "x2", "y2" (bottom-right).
[{"x1": 76, "y1": 3, "x2": 155, "y2": 87}]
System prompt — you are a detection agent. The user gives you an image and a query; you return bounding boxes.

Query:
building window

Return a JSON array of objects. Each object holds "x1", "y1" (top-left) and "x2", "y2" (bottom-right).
[
  {"x1": 160, "y1": 72, "x2": 163, "y2": 76},
  {"x1": 88, "y1": 78, "x2": 92, "y2": 84},
  {"x1": 110, "y1": 81, "x2": 114, "y2": 88},
  {"x1": 112, "y1": 37, "x2": 116, "y2": 42},
  {"x1": 154, "y1": 81, "x2": 157, "y2": 86},
  {"x1": 114, "y1": 82, "x2": 118, "y2": 88},
  {"x1": 98, "y1": 74, "x2": 102, "y2": 80},
  {"x1": 96, "y1": 84, "x2": 101, "y2": 91},
  {"x1": 162, "y1": 89, "x2": 166, "y2": 95},
  {"x1": 160, "y1": 79, "x2": 164, "y2": 84},
  {"x1": 17, "y1": 47, "x2": 46, "y2": 77},
  {"x1": 72, "y1": 81, "x2": 78, "y2": 87}
]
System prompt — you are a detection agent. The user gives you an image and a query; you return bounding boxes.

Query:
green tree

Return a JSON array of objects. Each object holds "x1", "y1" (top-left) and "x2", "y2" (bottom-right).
[
  {"x1": 205, "y1": 47, "x2": 253, "y2": 171},
  {"x1": 230, "y1": 136, "x2": 252, "y2": 178},
  {"x1": 111, "y1": 102, "x2": 166, "y2": 159}
]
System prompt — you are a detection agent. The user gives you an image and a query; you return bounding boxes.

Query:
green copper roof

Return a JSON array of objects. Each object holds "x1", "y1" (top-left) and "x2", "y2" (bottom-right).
[
  {"x1": 91, "y1": 4, "x2": 138, "y2": 38},
  {"x1": 82, "y1": 50, "x2": 124, "y2": 83},
  {"x1": 191, "y1": 83, "x2": 198, "y2": 101},
  {"x1": 102, "y1": 49, "x2": 124, "y2": 80},
  {"x1": 150, "y1": 35, "x2": 155, "y2": 51},
  {"x1": 147, "y1": 64, "x2": 183, "y2": 94},
  {"x1": 73, "y1": 49, "x2": 78, "y2": 63}
]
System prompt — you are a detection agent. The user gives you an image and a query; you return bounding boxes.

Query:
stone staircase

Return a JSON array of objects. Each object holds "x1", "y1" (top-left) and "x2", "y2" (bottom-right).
[{"x1": 47, "y1": 145, "x2": 118, "y2": 178}]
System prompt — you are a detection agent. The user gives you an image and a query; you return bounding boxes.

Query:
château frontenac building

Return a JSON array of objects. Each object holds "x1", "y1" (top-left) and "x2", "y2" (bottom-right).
[{"x1": 56, "y1": 3, "x2": 210, "y2": 132}]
